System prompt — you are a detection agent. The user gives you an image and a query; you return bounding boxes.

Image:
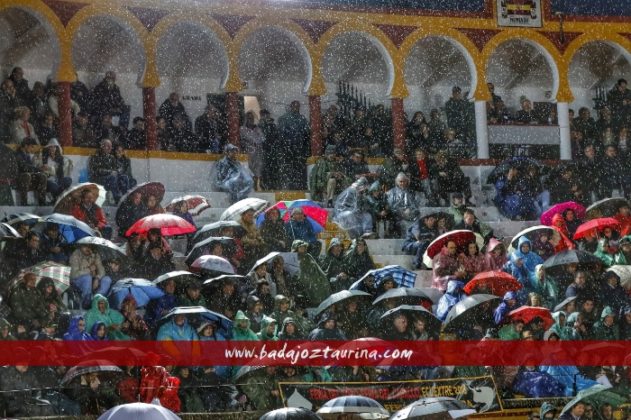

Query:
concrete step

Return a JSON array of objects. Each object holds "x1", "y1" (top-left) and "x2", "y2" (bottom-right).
[
  {"x1": 365, "y1": 239, "x2": 405, "y2": 255},
  {"x1": 163, "y1": 191, "x2": 277, "y2": 210},
  {"x1": 414, "y1": 270, "x2": 434, "y2": 289},
  {"x1": 372, "y1": 254, "x2": 413, "y2": 269}
]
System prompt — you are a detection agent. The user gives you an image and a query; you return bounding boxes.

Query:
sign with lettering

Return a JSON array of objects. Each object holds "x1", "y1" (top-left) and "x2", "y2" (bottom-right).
[
  {"x1": 279, "y1": 375, "x2": 502, "y2": 414},
  {"x1": 497, "y1": 0, "x2": 542, "y2": 27}
]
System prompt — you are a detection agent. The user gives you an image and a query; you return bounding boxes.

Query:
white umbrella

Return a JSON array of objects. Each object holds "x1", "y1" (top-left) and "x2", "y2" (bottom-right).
[
  {"x1": 390, "y1": 397, "x2": 476, "y2": 419},
  {"x1": 98, "y1": 401, "x2": 180, "y2": 420},
  {"x1": 219, "y1": 197, "x2": 268, "y2": 221},
  {"x1": 508, "y1": 225, "x2": 562, "y2": 252},
  {"x1": 316, "y1": 396, "x2": 389, "y2": 417},
  {"x1": 607, "y1": 265, "x2": 631, "y2": 290},
  {"x1": 190, "y1": 255, "x2": 234, "y2": 274}
]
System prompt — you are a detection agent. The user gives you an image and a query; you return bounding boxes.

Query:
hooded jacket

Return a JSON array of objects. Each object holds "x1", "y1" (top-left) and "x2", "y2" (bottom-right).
[
  {"x1": 547, "y1": 311, "x2": 573, "y2": 340},
  {"x1": 63, "y1": 316, "x2": 93, "y2": 341},
  {"x1": 593, "y1": 306, "x2": 620, "y2": 340},
  {"x1": 436, "y1": 279, "x2": 464, "y2": 321},
  {"x1": 512, "y1": 237, "x2": 544, "y2": 273},
  {"x1": 233, "y1": 310, "x2": 259, "y2": 341},
  {"x1": 485, "y1": 238, "x2": 507, "y2": 271},
  {"x1": 256, "y1": 315, "x2": 278, "y2": 341},
  {"x1": 84, "y1": 294, "x2": 126, "y2": 338},
  {"x1": 494, "y1": 291, "x2": 518, "y2": 325},
  {"x1": 156, "y1": 316, "x2": 198, "y2": 341},
  {"x1": 319, "y1": 238, "x2": 348, "y2": 290},
  {"x1": 278, "y1": 317, "x2": 303, "y2": 340}
]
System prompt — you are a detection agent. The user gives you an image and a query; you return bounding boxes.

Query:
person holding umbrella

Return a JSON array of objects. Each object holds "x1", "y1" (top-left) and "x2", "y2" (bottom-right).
[
  {"x1": 69, "y1": 245, "x2": 113, "y2": 309},
  {"x1": 319, "y1": 238, "x2": 351, "y2": 292},
  {"x1": 71, "y1": 188, "x2": 112, "y2": 239},
  {"x1": 144, "y1": 279, "x2": 177, "y2": 329},
  {"x1": 285, "y1": 207, "x2": 322, "y2": 257},
  {"x1": 40, "y1": 222, "x2": 68, "y2": 264},
  {"x1": 157, "y1": 313, "x2": 198, "y2": 341},
  {"x1": 432, "y1": 240, "x2": 466, "y2": 292}
]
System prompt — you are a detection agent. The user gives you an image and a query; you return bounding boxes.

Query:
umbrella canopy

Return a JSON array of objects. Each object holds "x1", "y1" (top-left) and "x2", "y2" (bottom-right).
[
  {"x1": 353, "y1": 265, "x2": 417, "y2": 290},
  {"x1": 542, "y1": 250, "x2": 602, "y2": 270},
  {"x1": 54, "y1": 182, "x2": 106, "y2": 213},
  {"x1": 372, "y1": 287, "x2": 434, "y2": 306},
  {"x1": 607, "y1": 265, "x2": 631, "y2": 290},
  {"x1": 108, "y1": 278, "x2": 165, "y2": 309},
  {"x1": 159, "y1": 306, "x2": 232, "y2": 338},
  {"x1": 37, "y1": 213, "x2": 95, "y2": 243},
  {"x1": 390, "y1": 397, "x2": 477, "y2": 420},
  {"x1": 219, "y1": 197, "x2": 269, "y2": 222},
  {"x1": 166, "y1": 194, "x2": 210, "y2": 216},
  {"x1": 0, "y1": 223, "x2": 20, "y2": 239},
  {"x1": 98, "y1": 402, "x2": 181, "y2": 420},
  {"x1": 561, "y1": 385, "x2": 626, "y2": 415},
  {"x1": 202, "y1": 274, "x2": 247, "y2": 290},
  {"x1": 189, "y1": 255, "x2": 234, "y2": 274},
  {"x1": 21, "y1": 261, "x2": 71, "y2": 293},
  {"x1": 3, "y1": 212, "x2": 41, "y2": 226},
  {"x1": 125, "y1": 214, "x2": 196, "y2": 237},
  {"x1": 554, "y1": 296, "x2": 577, "y2": 312},
  {"x1": 509, "y1": 306, "x2": 553, "y2": 330},
  {"x1": 315, "y1": 290, "x2": 373, "y2": 316},
  {"x1": 61, "y1": 363, "x2": 123, "y2": 385},
  {"x1": 153, "y1": 271, "x2": 198, "y2": 286},
  {"x1": 423, "y1": 230, "x2": 483, "y2": 268},
  {"x1": 316, "y1": 396, "x2": 389, "y2": 416},
  {"x1": 185, "y1": 236, "x2": 235, "y2": 266},
  {"x1": 540, "y1": 201, "x2": 586, "y2": 226},
  {"x1": 259, "y1": 408, "x2": 322, "y2": 420},
  {"x1": 119, "y1": 182, "x2": 166, "y2": 205},
  {"x1": 463, "y1": 271, "x2": 522, "y2": 297},
  {"x1": 192, "y1": 221, "x2": 241, "y2": 245},
  {"x1": 380, "y1": 304, "x2": 442, "y2": 334},
  {"x1": 256, "y1": 199, "x2": 328, "y2": 234},
  {"x1": 586, "y1": 198, "x2": 630, "y2": 220},
  {"x1": 486, "y1": 157, "x2": 543, "y2": 184},
  {"x1": 443, "y1": 294, "x2": 501, "y2": 333},
  {"x1": 75, "y1": 236, "x2": 126, "y2": 261},
  {"x1": 573, "y1": 217, "x2": 621, "y2": 240},
  {"x1": 252, "y1": 252, "x2": 301, "y2": 276},
  {"x1": 508, "y1": 225, "x2": 564, "y2": 252}
]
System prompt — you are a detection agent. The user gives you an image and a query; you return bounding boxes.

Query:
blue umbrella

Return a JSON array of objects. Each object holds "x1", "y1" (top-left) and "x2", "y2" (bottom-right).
[
  {"x1": 159, "y1": 306, "x2": 233, "y2": 339},
  {"x1": 351, "y1": 265, "x2": 417, "y2": 290},
  {"x1": 38, "y1": 213, "x2": 95, "y2": 243},
  {"x1": 108, "y1": 278, "x2": 165, "y2": 309}
]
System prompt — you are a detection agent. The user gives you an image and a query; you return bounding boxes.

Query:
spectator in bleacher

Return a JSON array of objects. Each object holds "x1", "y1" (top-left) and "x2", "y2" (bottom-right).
[
  {"x1": 607, "y1": 79, "x2": 631, "y2": 126},
  {"x1": 240, "y1": 111, "x2": 265, "y2": 191},
  {"x1": 444, "y1": 86, "x2": 468, "y2": 140},
  {"x1": 239, "y1": 208, "x2": 266, "y2": 271},
  {"x1": 260, "y1": 109, "x2": 279, "y2": 189},
  {"x1": 458, "y1": 241, "x2": 489, "y2": 281},
  {"x1": 487, "y1": 82, "x2": 502, "y2": 103},
  {"x1": 113, "y1": 143, "x2": 137, "y2": 195},
  {"x1": 116, "y1": 191, "x2": 148, "y2": 237},
  {"x1": 140, "y1": 244, "x2": 175, "y2": 280},
  {"x1": 260, "y1": 207, "x2": 290, "y2": 252},
  {"x1": 319, "y1": 238, "x2": 350, "y2": 292},
  {"x1": 73, "y1": 111, "x2": 98, "y2": 148},
  {"x1": 431, "y1": 240, "x2": 465, "y2": 292},
  {"x1": 523, "y1": 165, "x2": 550, "y2": 216},
  {"x1": 215, "y1": 143, "x2": 253, "y2": 204},
  {"x1": 47, "y1": 83, "x2": 80, "y2": 119},
  {"x1": 428, "y1": 108, "x2": 446, "y2": 146},
  {"x1": 94, "y1": 113, "x2": 123, "y2": 144},
  {"x1": 125, "y1": 117, "x2": 146, "y2": 150},
  {"x1": 40, "y1": 222, "x2": 68, "y2": 264},
  {"x1": 34, "y1": 137, "x2": 73, "y2": 203},
  {"x1": 285, "y1": 208, "x2": 322, "y2": 257},
  {"x1": 386, "y1": 172, "x2": 424, "y2": 237},
  {"x1": 514, "y1": 98, "x2": 538, "y2": 125},
  {"x1": 570, "y1": 128, "x2": 586, "y2": 159},
  {"x1": 10, "y1": 106, "x2": 38, "y2": 144},
  {"x1": 342, "y1": 237, "x2": 375, "y2": 280},
  {"x1": 573, "y1": 107, "x2": 599, "y2": 144},
  {"x1": 333, "y1": 177, "x2": 375, "y2": 240},
  {"x1": 15, "y1": 137, "x2": 47, "y2": 206},
  {"x1": 0, "y1": 142, "x2": 18, "y2": 205},
  {"x1": 378, "y1": 148, "x2": 417, "y2": 190},
  {"x1": 406, "y1": 120, "x2": 431, "y2": 157},
  {"x1": 71, "y1": 188, "x2": 112, "y2": 239},
  {"x1": 454, "y1": 208, "x2": 494, "y2": 243},
  {"x1": 0, "y1": 79, "x2": 20, "y2": 143},
  {"x1": 577, "y1": 144, "x2": 602, "y2": 202},
  {"x1": 36, "y1": 112, "x2": 58, "y2": 145},
  {"x1": 403, "y1": 213, "x2": 438, "y2": 269},
  {"x1": 277, "y1": 100, "x2": 310, "y2": 189},
  {"x1": 493, "y1": 165, "x2": 537, "y2": 220},
  {"x1": 169, "y1": 113, "x2": 198, "y2": 152},
  {"x1": 489, "y1": 99, "x2": 512, "y2": 125},
  {"x1": 71, "y1": 73, "x2": 91, "y2": 114},
  {"x1": 439, "y1": 127, "x2": 469, "y2": 159},
  {"x1": 344, "y1": 150, "x2": 372, "y2": 181},
  {"x1": 346, "y1": 107, "x2": 369, "y2": 152},
  {"x1": 430, "y1": 151, "x2": 472, "y2": 207},
  {"x1": 310, "y1": 145, "x2": 346, "y2": 207},
  {"x1": 597, "y1": 106, "x2": 615, "y2": 133},
  {"x1": 598, "y1": 145, "x2": 626, "y2": 199},
  {"x1": 413, "y1": 149, "x2": 435, "y2": 205},
  {"x1": 9, "y1": 272, "x2": 46, "y2": 332},
  {"x1": 88, "y1": 139, "x2": 125, "y2": 204},
  {"x1": 8, "y1": 67, "x2": 31, "y2": 105},
  {"x1": 321, "y1": 105, "x2": 344, "y2": 146},
  {"x1": 485, "y1": 238, "x2": 507, "y2": 271},
  {"x1": 30, "y1": 81, "x2": 48, "y2": 126},
  {"x1": 156, "y1": 116, "x2": 174, "y2": 151},
  {"x1": 370, "y1": 104, "x2": 392, "y2": 156},
  {"x1": 91, "y1": 71, "x2": 130, "y2": 129},
  {"x1": 195, "y1": 105, "x2": 226, "y2": 154},
  {"x1": 159, "y1": 92, "x2": 190, "y2": 130}
]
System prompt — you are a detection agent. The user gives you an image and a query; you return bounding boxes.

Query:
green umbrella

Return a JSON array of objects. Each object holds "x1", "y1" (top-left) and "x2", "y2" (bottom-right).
[{"x1": 561, "y1": 385, "x2": 627, "y2": 415}]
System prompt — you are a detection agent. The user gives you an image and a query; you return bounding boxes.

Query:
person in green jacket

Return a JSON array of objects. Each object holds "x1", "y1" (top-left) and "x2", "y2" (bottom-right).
[
  {"x1": 256, "y1": 315, "x2": 278, "y2": 341},
  {"x1": 272, "y1": 295, "x2": 295, "y2": 328},
  {"x1": 232, "y1": 310, "x2": 259, "y2": 341},
  {"x1": 290, "y1": 240, "x2": 331, "y2": 308},
  {"x1": 614, "y1": 235, "x2": 631, "y2": 265},
  {"x1": 498, "y1": 319, "x2": 524, "y2": 340},
  {"x1": 539, "y1": 401, "x2": 557, "y2": 420},
  {"x1": 309, "y1": 145, "x2": 347, "y2": 206},
  {"x1": 319, "y1": 238, "x2": 351, "y2": 292},
  {"x1": 84, "y1": 294, "x2": 128, "y2": 340},
  {"x1": 593, "y1": 306, "x2": 620, "y2": 340},
  {"x1": 548, "y1": 311, "x2": 574, "y2": 340},
  {"x1": 594, "y1": 238, "x2": 616, "y2": 267}
]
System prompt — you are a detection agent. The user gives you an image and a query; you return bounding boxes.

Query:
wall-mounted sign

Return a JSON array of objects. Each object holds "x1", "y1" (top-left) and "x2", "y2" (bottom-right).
[{"x1": 497, "y1": 0, "x2": 542, "y2": 27}]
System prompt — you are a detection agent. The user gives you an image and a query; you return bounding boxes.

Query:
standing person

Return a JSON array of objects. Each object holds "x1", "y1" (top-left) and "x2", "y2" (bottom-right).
[
  {"x1": 8, "y1": 67, "x2": 31, "y2": 104},
  {"x1": 240, "y1": 111, "x2": 265, "y2": 191},
  {"x1": 310, "y1": 145, "x2": 346, "y2": 207},
  {"x1": 608, "y1": 79, "x2": 631, "y2": 128},
  {"x1": 259, "y1": 109, "x2": 279, "y2": 189},
  {"x1": 444, "y1": 86, "x2": 469, "y2": 140},
  {"x1": 87, "y1": 139, "x2": 123, "y2": 204},
  {"x1": 195, "y1": 104, "x2": 226, "y2": 153},
  {"x1": 0, "y1": 79, "x2": 21, "y2": 143},
  {"x1": 91, "y1": 71, "x2": 130, "y2": 129},
  {"x1": 333, "y1": 177, "x2": 375, "y2": 239},
  {"x1": 0, "y1": 142, "x2": 18, "y2": 205},
  {"x1": 215, "y1": 143, "x2": 253, "y2": 204},
  {"x1": 277, "y1": 101, "x2": 310, "y2": 189},
  {"x1": 159, "y1": 92, "x2": 190, "y2": 129}
]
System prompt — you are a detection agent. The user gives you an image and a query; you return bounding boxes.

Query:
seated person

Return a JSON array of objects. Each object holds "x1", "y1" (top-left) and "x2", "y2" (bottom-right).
[
  {"x1": 69, "y1": 245, "x2": 113, "y2": 309},
  {"x1": 71, "y1": 188, "x2": 112, "y2": 239},
  {"x1": 15, "y1": 137, "x2": 47, "y2": 206},
  {"x1": 88, "y1": 139, "x2": 132, "y2": 204},
  {"x1": 35, "y1": 138, "x2": 73, "y2": 203},
  {"x1": 430, "y1": 151, "x2": 472, "y2": 206},
  {"x1": 402, "y1": 214, "x2": 438, "y2": 269},
  {"x1": 215, "y1": 143, "x2": 253, "y2": 204},
  {"x1": 385, "y1": 173, "x2": 424, "y2": 237},
  {"x1": 309, "y1": 145, "x2": 347, "y2": 207},
  {"x1": 333, "y1": 177, "x2": 375, "y2": 240},
  {"x1": 514, "y1": 98, "x2": 539, "y2": 125},
  {"x1": 285, "y1": 207, "x2": 322, "y2": 257}
]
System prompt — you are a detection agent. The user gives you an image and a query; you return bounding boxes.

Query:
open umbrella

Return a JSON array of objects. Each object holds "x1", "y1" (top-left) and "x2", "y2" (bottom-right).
[
  {"x1": 554, "y1": 296, "x2": 577, "y2": 312},
  {"x1": 54, "y1": 182, "x2": 106, "y2": 213},
  {"x1": 443, "y1": 294, "x2": 501, "y2": 333},
  {"x1": 607, "y1": 265, "x2": 631, "y2": 290},
  {"x1": 390, "y1": 397, "x2": 476, "y2": 420},
  {"x1": 508, "y1": 225, "x2": 564, "y2": 252},
  {"x1": 219, "y1": 197, "x2": 269, "y2": 222},
  {"x1": 118, "y1": 182, "x2": 166, "y2": 205},
  {"x1": 166, "y1": 194, "x2": 210, "y2": 216},
  {"x1": 192, "y1": 221, "x2": 241, "y2": 245},
  {"x1": 561, "y1": 385, "x2": 626, "y2": 416},
  {"x1": 74, "y1": 236, "x2": 126, "y2": 261},
  {"x1": 463, "y1": 271, "x2": 522, "y2": 297},
  {"x1": 256, "y1": 199, "x2": 328, "y2": 234},
  {"x1": 159, "y1": 306, "x2": 232, "y2": 338},
  {"x1": 354, "y1": 265, "x2": 417, "y2": 290},
  {"x1": 108, "y1": 278, "x2": 165, "y2": 309},
  {"x1": 422, "y1": 230, "x2": 483, "y2": 268},
  {"x1": 380, "y1": 304, "x2": 442, "y2": 334},
  {"x1": 315, "y1": 290, "x2": 373, "y2": 316},
  {"x1": 98, "y1": 402, "x2": 181, "y2": 420},
  {"x1": 542, "y1": 250, "x2": 602, "y2": 270},
  {"x1": 586, "y1": 198, "x2": 630, "y2": 219},
  {"x1": 3, "y1": 212, "x2": 41, "y2": 226},
  {"x1": 27, "y1": 261, "x2": 71, "y2": 293},
  {"x1": 252, "y1": 252, "x2": 301, "y2": 276},
  {"x1": 573, "y1": 217, "x2": 621, "y2": 240},
  {"x1": 316, "y1": 396, "x2": 389, "y2": 418},
  {"x1": 153, "y1": 270, "x2": 198, "y2": 286},
  {"x1": 509, "y1": 306, "x2": 553, "y2": 330},
  {"x1": 372, "y1": 288, "x2": 434, "y2": 306},
  {"x1": 125, "y1": 214, "x2": 196, "y2": 237},
  {"x1": 202, "y1": 274, "x2": 247, "y2": 290},
  {"x1": 540, "y1": 201, "x2": 586, "y2": 226},
  {"x1": 185, "y1": 236, "x2": 235, "y2": 266},
  {"x1": 37, "y1": 213, "x2": 95, "y2": 243},
  {"x1": 260, "y1": 408, "x2": 322, "y2": 420},
  {"x1": 0, "y1": 223, "x2": 20, "y2": 239},
  {"x1": 61, "y1": 362, "x2": 123, "y2": 385},
  {"x1": 189, "y1": 255, "x2": 234, "y2": 275}
]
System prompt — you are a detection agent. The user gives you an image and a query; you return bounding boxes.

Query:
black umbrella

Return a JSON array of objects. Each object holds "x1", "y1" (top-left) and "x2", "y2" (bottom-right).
[
  {"x1": 373, "y1": 287, "x2": 434, "y2": 306},
  {"x1": 3, "y1": 212, "x2": 41, "y2": 226},
  {"x1": 586, "y1": 197, "x2": 630, "y2": 219},
  {"x1": 192, "y1": 220, "x2": 241, "y2": 245},
  {"x1": 202, "y1": 274, "x2": 247, "y2": 290},
  {"x1": 542, "y1": 250, "x2": 602, "y2": 270},
  {"x1": 185, "y1": 236, "x2": 235, "y2": 266},
  {"x1": 390, "y1": 397, "x2": 476, "y2": 420},
  {"x1": 443, "y1": 294, "x2": 501, "y2": 333},
  {"x1": 260, "y1": 408, "x2": 322, "y2": 420},
  {"x1": 153, "y1": 270, "x2": 199, "y2": 286},
  {"x1": 314, "y1": 290, "x2": 373, "y2": 316},
  {"x1": 380, "y1": 305, "x2": 442, "y2": 334}
]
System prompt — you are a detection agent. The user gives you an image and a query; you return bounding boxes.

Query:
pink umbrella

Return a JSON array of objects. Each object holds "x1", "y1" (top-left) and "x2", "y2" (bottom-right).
[
  {"x1": 125, "y1": 214, "x2": 196, "y2": 237},
  {"x1": 540, "y1": 201, "x2": 586, "y2": 226}
]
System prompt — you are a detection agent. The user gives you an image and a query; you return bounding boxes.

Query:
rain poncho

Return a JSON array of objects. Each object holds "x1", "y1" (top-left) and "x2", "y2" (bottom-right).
[
  {"x1": 84, "y1": 294, "x2": 128, "y2": 340},
  {"x1": 343, "y1": 239, "x2": 376, "y2": 279},
  {"x1": 540, "y1": 402, "x2": 556, "y2": 419},
  {"x1": 436, "y1": 279, "x2": 465, "y2": 321},
  {"x1": 494, "y1": 291, "x2": 518, "y2": 325},
  {"x1": 214, "y1": 154, "x2": 253, "y2": 204},
  {"x1": 498, "y1": 323, "x2": 522, "y2": 340},
  {"x1": 256, "y1": 315, "x2": 278, "y2": 341},
  {"x1": 485, "y1": 238, "x2": 507, "y2": 271},
  {"x1": 512, "y1": 368, "x2": 565, "y2": 398},
  {"x1": 593, "y1": 306, "x2": 620, "y2": 340},
  {"x1": 594, "y1": 239, "x2": 616, "y2": 267},
  {"x1": 292, "y1": 251, "x2": 331, "y2": 307},
  {"x1": 538, "y1": 365, "x2": 598, "y2": 396},
  {"x1": 493, "y1": 172, "x2": 536, "y2": 220},
  {"x1": 333, "y1": 180, "x2": 373, "y2": 238},
  {"x1": 319, "y1": 238, "x2": 350, "y2": 291},
  {"x1": 156, "y1": 316, "x2": 198, "y2": 341},
  {"x1": 63, "y1": 315, "x2": 93, "y2": 341},
  {"x1": 512, "y1": 237, "x2": 544, "y2": 272},
  {"x1": 232, "y1": 310, "x2": 259, "y2": 341},
  {"x1": 547, "y1": 311, "x2": 573, "y2": 340}
]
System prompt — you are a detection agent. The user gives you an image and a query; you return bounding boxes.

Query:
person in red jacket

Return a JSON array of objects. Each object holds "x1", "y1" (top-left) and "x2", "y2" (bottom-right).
[
  {"x1": 139, "y1": 363, "x2": 181, "y2": 412},
  {"x1": 72, "y1": 188, "x2": 112, "y2": 239}
]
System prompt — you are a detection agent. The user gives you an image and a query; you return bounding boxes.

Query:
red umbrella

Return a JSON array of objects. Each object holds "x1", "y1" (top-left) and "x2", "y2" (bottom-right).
[
  {"x1": 166, "y1": 195, "x2": 211, "y2": 216},
  {"x1": 463, "y1": 271, "x2": 522, "y2": 297},
  {"x1": 540, "y1": 201, "x2": 586, "y2": 226},
  {"x1": 509, "y1": 306, "x2": 553, "y2": 330},
  {"x1": 125, "y1": 214, "x2": 196, "y2": 237},
  {"x1": 425, "y1": 230, "x2": 477, "y2": 260},
  {"x1": 573, "y1": 217, "x2": 621, "y2": 240}
]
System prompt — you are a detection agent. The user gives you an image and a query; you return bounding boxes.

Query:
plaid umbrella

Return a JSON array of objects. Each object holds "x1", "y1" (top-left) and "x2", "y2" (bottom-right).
[
  {"x1": 352, "y1": 265, "x2": 417, "y2": 289},
  {"x1": 166, "y1": 194, "x2": 211, "y2": 216},
  {"x1": 29, "y1": 261, "x2": 71, "y2": 293}
]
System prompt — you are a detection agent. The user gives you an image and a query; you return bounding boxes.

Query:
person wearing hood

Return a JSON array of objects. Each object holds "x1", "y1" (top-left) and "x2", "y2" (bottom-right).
[
  {"x1": 257, "y1": 315, "x2": 278, "y2": 341},
  {"x1": 63, "y1": 315, "x2": 93, "y2": 341},
  {"x1": 0, "y1": 318, "x2": 15, "y2": 341},
  {"x1": 90, "y1": 321, "x2": 109, "y2": 341},
  {"x1": 84, "y1": 294, "x2": 128, "y2": 340},
  {"x1": 343, "y1": 238, "x2": 376, "y2": 280},
  {"x1": 259, "y1": 207, "x2": 290, "y2": 252},
  {"x1": 40, "y1": 222, "x2": 68, "y2": 264},
  {"x1": 619, "y1": 305, "x2": 631, "y2": 339},
  {"x1": 37, "y1": 276, "x2": 65, "y2": 325},
  {"x1": 239, "y1": 208, "x2": 267, "y2": 272},
  {"x1": 336, "y1": 299, "x2": 369, "y2": 339},
  {"x1": 247, "y1": 260, "x2": 277, "y2": 297},
  {"x1": 402, "y1": 213, "x2": 438, "y2": 269},
  {"x1": 157, "y1": 314, "x2": 198, "y2": 341},
  {"x1": 593, "y1": 306, "x2": 620, "y2": 340},
  {"x1": 614, "y1": 235, "x2": 631, "y2": 264},
  {"x1": 436, "y1": 279, "x2": 465, "y2": 321},
  {"x1": 485, "y1": 238, "x2": 508, "y2": 271},
  {"x1": 245, "y1": 295, "x2": 265, "y2": 333},
  {"x1": 530, "y1": 265, "x2": 559, "y2": 310},
  {"x1": 120, "y1": 295, "x2": 149, "y2": 340},
  {"x1": 493, "y1": 166, "x2": 537, "y2": 220},
  {"x1": 144, "y1": 278, "x2": 177, "y2": 329},
  {"x1": 309, "y1": 144, "x2": 348, "y2": 206},
  {"x1": 278, "y1": 317, "x2": 303, "y2": 340},
  {"x1": 382, "y1": 313, "x2": 415, "y2": 340},
  {"x1": 115, "y1": 191, "x2": 149, "y2": 237},
  {"x1": 432, "y1": 240, "x2": 466, "y2": 292},
  {"x1": 177, "y1": 281, "x2": 207, "y2": 308},
  {"x1": 365, "y1": 180, "x2": 391, "y2": 236},
  {"x1": 272, "y1": 295, "x2": 294, "y2": 327},
  {"x1": 197, "y1": 321, "x2": 226, "y2": 341},
  {"x1": 498, "y1": 319, "x2": 525, "y2": 340},
  {"x1": 215, "y1": 143, "x2": 253, "y2": 204},
  {"x1": 308, "y1": 314, "x2": 347, "y2": 340},
  {"x1": 333, "y1": 177, "x2": 376, "y2": 239},
  {"x1": 248, "y1": 279, "x2": 274, "y2": 315},
  {"x1": 34, "y1": 137, "x2": 72, "y2": 203},
  {"x1": 319, "y1": 238, "x2": 351, "y2": 292},
  {"x1": 290, "y1": 240, "x2": 331, "y2": 307},
  {"x1": 599, "y1": 271, "x2": 628, "y2": 313},
  {"x1": 232, "y1": 310, "x2": 259, "y2": 341},
  {"x1": 506, "y1": 237, "x2": 543, "y2": 298},
  {"x1": 548, "y1": 311, "x2": 573, "y2": 340},
  {"x1": 494, "y1": 291, "x2": 518, "y2": 325}
]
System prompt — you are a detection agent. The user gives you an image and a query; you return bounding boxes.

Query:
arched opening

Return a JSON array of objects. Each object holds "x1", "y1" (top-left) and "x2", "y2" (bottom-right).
[{"x1": 238, "y1": 26, "x2": 311, "y2": 120}]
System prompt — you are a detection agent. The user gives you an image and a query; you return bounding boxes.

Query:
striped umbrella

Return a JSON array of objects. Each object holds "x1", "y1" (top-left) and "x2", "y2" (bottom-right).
[
  {"x1": 316, "y1": 396, "x2": 389, "y2": 417},
  {"x1": 166, "y1": 194, "x2": 211, "y2": 216},
  {"x1": 256, "y1": 199, "x2": 328, "y2": 234},
  {"x1": 352, "y1": 265, "x2": 417, "y2": 290},
  {"x1": 29, "y1": 261, "x2": 71, "y2": 293}
]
